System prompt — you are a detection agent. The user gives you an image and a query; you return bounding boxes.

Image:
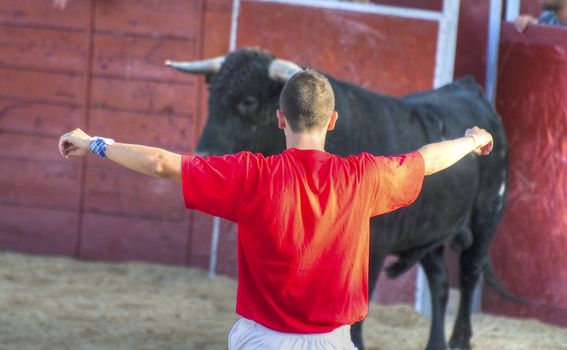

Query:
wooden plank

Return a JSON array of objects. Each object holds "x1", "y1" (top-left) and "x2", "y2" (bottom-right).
[
  {"x1": 0, "y1": 133, "x2": 66, "y2": 163},
  {"x1": 83, "y1": 166, "x2": 187, "y2": 223},
  {"x1": 520, "y1": 0, "x2": 541, "y2": 16},
  {"x1": 454, "y1": 0, "x2": 490, "y2": 86},
  {"x1": 189, "y1": 212, "x2": 213, "y2": 257},
  {"x1": 90, "y1": 77, "x2": 195, "y2": 117},
  {"x1": 0, "y1": 25, "x2": 86, "y2": 73},
  {"x1": 0, "y1": 204, "x2": 78, "y2": 255},
  {"x1": 205, "y1": 0, "x2": 233, "y2": 12},
  {"x1": 370, "y1": 0, "x2": 442, "y2": 10},
  {"x1": 88, "y1": 109, "x2": 194, "y2": 153},
  {"x1": 0, "y1": 0, "x2": 89, "y2": 30},
  {"x1": 188, "y1": 255, "x2": 209, "y2": 270},
  {"x1": 93, "y1": 34, "x2": 197, "y2": 82},
  {"x1": 196, "y1": 0, "x2": 233, "y2": 143},
  {"x1": 80, "y1": 212, "x2": 189, "y2": 266},
  {"x1": 374, "y1": 259, "x2": 418, "y2": 305},
  {"x1": 0, "y1": 158, "x2": 81, "y2": 211},
  {"x1": 215, "y1": 218, "x2": 238, "y2": 277},
  {"x1": 0, "y1": 68, "x2": 84, "y2": 105},
  {"x1": 95, "y1": 0, "x2": 202, "y2": 39},
  {"x1": 237, "y1": 1, "x2": 438, "y2": 97},
  {"x1": 0, "y1": 99, "x2": 82, "y2": 137}
]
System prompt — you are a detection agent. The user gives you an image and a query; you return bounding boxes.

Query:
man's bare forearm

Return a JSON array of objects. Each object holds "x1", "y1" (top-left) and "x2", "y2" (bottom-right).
[
  {"x1": 418, "y1": 127, "x2": 493, "y2": 176},
  {"x1": 418, "y1": 137, "x2": 476, "y2": 175},
  {"x1": 105, "y1": 143, "x2": 182, "y2": 181},
  {"x1": 58, "y1": 128, "x2": 182, "y2": 181}
]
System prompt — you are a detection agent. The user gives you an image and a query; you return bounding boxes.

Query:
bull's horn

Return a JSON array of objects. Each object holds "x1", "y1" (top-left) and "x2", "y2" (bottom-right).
[
  {"x1": 165, "y1": 56, "x2": 225, "y2": 75},
  {"x1": 268, "y1": 59, "x2": 303, "y2": 81}
]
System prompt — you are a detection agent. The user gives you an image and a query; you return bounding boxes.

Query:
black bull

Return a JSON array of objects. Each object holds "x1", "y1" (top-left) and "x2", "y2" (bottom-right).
[{"x1": 168, "y1": 48, "x2": 509, "y2": 350}]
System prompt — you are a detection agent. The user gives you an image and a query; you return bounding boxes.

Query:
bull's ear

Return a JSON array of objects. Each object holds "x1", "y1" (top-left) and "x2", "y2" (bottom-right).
[{"x1": 165, "y1": 56, "x2": 225, "y2": 75}]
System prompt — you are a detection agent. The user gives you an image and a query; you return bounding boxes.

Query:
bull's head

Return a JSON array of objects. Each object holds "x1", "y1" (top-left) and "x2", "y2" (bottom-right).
[{"x1": 166, "y1": 48, "x2": 302, "y2": 156}]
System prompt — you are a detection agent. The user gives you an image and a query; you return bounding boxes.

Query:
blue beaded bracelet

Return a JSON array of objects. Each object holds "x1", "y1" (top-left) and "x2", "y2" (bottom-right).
[{"x1": 89, "y1": 137, "x2": 115, "y2": 158}]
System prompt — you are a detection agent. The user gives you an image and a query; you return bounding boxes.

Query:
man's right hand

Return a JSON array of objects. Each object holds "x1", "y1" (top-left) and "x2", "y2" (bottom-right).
[{"x1": 465, "y1": 127, "x2": 493, "y2": 156}]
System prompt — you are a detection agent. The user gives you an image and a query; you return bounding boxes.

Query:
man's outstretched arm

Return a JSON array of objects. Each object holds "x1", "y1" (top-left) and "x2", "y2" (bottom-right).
[
  {"x1": 58, "y1": 128, "x2": 182, "y2": 181},
  {"x1": 418, "y1": 126, "x2": 493, "y2": 176}
]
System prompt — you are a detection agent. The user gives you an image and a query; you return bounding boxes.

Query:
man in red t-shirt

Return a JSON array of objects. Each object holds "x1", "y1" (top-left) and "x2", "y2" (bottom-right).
[{"x1": 59, "y1": 69, "x2": 493, "y2": 349}]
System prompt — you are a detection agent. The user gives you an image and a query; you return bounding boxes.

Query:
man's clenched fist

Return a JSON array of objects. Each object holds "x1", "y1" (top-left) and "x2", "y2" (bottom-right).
[
  {"x1": 465, "y1": 126, "x2": 493, "y2": 156},
  {"x1": 58, "y1": 128, "x2": 92, "y2": 158}
]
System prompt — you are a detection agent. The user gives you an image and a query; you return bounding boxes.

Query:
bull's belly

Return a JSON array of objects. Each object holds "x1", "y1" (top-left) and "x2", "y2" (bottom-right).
[{"x1": 374, "y1": 164, "x2": 478, "y2": 254}]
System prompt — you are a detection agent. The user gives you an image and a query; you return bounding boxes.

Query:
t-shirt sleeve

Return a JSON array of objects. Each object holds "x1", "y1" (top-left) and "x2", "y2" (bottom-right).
[
  {"x1": 181, "y1": 152, "x2": 254, "y2": 222},
  {"x1": 365, "y1": 151, "x2": 425, "y2": 216}
]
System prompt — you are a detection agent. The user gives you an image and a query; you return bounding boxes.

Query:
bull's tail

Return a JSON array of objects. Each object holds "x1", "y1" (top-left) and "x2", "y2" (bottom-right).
[{"x1": 483, "y1": 259, "x2": 529, "y2": 304}]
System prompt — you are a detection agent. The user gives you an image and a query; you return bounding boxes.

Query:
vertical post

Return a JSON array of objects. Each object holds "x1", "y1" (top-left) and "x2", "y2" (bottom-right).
[
  {"x1": 471, "y1": 0, "x2": 504, "y2": 312},
  {"x1": 485, "y1": 0, "x2": 503, "y2": 104},
  {"x1": 415, "y1": 0, "x2": 461, "y2": 317},
  {"x1": 433, "y1": 0, "x2": 460, "y2": 88},
  {"x1": 209, "y1": 0, "x2": 241, "y2": 279},
  {"x1": 505, "y1": 0, "x2": 521, "y2": 22},
  {"x1": 229, "y1": 0, "x2": 241, "y2": 51},
  {"x1": 75, "y1": 0, "x2": 96, "y2": 258},
  {"x1": 209, "y1": 216, "x2": 221, "y2": 278}
]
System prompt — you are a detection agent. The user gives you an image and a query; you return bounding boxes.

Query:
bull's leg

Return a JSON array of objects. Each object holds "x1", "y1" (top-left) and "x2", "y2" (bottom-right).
[
  {"x1": 421, "y1": 247, "x2": 449, "y2": 350},
  {"x1": 449, "y1": 206, "x2": 503, "y2": 350},
  {"x1": 351, "y1": 231, "x2": 388, "y2": 350},
  {"x1": 449, "y1": 219, "x2": 496, "y2": 350},
  {"x1": 448, "y1": 248, "x2": 481, "y2": 349}
]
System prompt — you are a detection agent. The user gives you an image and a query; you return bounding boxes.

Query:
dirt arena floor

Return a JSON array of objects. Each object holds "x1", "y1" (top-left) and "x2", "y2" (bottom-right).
[{"x1": 0, "y1": 252, "x2": 565, "y2": 350}]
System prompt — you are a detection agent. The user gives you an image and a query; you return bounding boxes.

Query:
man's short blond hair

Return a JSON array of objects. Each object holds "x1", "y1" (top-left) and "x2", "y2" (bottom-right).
[{"x1": 278, "y1": 69, "x2": 335, "y2": 132}]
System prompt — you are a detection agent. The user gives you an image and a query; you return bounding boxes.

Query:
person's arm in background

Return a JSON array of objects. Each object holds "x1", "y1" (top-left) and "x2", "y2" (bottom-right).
[
  {"x1": 418, "y1": 126, "x2": 493, "y2": 176},
  {"x1": 58, "y1": 128, "x2": 182, "y2": 181}
]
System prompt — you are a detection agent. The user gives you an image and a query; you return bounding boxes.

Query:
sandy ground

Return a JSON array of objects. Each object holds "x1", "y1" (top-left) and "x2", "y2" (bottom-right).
[{"x1": 0, "y1": 252, "x2": 565, "y2": 350}]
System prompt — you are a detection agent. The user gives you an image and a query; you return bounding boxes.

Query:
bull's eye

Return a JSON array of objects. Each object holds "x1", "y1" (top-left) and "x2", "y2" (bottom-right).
[{"x1": 237, "y1": 95, "x2": 259, "y2": 115}]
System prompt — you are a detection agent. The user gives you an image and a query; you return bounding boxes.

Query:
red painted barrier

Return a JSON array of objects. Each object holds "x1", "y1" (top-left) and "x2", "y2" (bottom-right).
[
  {"x1": 483, "y1": 23, "x2": 567, "y2": 327},
  {"x1": 237, "y1": 1, "x2": 438, "y2": 96}
]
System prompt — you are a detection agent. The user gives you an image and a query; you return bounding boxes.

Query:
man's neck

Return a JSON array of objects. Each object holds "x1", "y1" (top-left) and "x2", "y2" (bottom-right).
[{"x1": 285, "y1": 131, "x2": 327, "y2": 151}]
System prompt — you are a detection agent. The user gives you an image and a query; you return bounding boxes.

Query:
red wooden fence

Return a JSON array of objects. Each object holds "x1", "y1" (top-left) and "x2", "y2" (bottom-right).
[{"x1": 0, "y1": 0, "x2": 231, "y2": 267}]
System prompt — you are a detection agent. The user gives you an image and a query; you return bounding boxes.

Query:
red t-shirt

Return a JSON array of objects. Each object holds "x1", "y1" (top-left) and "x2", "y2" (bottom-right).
[{"x1": 182, "y1": 148, "x2": 424, "y2": 333}]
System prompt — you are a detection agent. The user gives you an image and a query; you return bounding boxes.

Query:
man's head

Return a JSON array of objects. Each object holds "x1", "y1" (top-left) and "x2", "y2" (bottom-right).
[{"x1": 277, "y1": 69, "x2": 337, "y2": 133}]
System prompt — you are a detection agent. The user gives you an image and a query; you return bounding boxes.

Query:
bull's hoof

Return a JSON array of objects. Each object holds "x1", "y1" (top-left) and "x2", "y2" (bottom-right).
[
  {"x1": 425, "y1": 341, "x2": 448, "y2": 350},
  {"x1": 448, "y1": 338, "x2": 471, "y2": 350},
  {"x1": 353, "y1": 339, "x2": 364, "y2": 350},
  {"x1": 425, "y1": 345, "x2": 448, "y2": 350}
]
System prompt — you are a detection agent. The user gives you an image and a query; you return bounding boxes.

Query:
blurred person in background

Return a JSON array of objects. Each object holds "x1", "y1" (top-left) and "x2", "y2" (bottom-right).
[{"x1": 514, "y1": 0, "x2": 567, "y2": 31}]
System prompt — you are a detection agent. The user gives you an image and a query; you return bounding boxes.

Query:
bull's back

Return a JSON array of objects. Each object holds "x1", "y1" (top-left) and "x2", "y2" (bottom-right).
[
  {"x1": 403, "y1": 77, "x2": 502, "y2": 139},
  {"x1": 325, "y1": 75, "x2": 508, "y2": 253}
]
